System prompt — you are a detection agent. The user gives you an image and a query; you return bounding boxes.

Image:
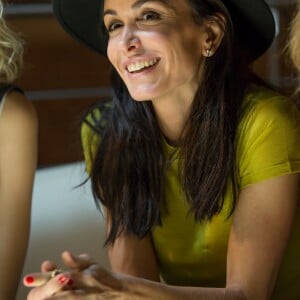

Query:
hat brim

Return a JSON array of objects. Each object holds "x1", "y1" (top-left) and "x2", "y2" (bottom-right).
[
  {"x1": 53, "y1": 0, "x2": 106, "y2": 55},
  {"x1": 53, "y1": 0, "x2": 275, "y2": 61}
]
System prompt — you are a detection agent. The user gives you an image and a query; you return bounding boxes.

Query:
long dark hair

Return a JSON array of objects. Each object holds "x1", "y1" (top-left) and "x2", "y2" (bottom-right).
[{"x1": 85, "y1": 0, "x2": 250, "y2": 245}]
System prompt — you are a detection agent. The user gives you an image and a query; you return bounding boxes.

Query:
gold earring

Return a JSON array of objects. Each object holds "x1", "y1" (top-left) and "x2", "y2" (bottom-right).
[{"x1": 206, "y1": 48, "x2": 213, "y2": 57}]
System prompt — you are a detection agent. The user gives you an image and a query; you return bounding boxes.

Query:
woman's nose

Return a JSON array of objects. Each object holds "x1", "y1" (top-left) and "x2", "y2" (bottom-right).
[{"x1": 121, "y1": 26, "x2": 141, "y2": 54}]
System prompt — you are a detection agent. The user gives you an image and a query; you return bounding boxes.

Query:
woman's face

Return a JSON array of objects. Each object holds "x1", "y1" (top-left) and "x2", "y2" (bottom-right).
[{"x1": 103, "y1": 0, "x2": 206, "y2": 101}]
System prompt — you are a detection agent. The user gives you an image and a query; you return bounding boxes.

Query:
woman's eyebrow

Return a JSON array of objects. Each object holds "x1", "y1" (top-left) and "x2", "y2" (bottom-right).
[
  {"x1": 103, "y1": 0, "x2": 175, "y2": 17},
  {"x1": 103, "y1": 9, "x2": 116, "y2": 17},
  {"x1": 132, "y1": 0, "x2": 174, "y2": 10}
]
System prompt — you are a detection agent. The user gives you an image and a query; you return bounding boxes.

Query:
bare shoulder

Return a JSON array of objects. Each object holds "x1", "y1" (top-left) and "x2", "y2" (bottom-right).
[
  {"x1": 0, "y1": 90, "x2": 38, "y2": 181},
  {"x1": 1, "y1": 90, "x2": 37, "y2": 120},
  {"x1": 0, "y1": 90, "x2": 38, "y2": 135}
]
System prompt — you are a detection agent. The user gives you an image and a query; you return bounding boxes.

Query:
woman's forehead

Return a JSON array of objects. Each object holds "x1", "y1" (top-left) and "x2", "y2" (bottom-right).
[{"x1": 103, "y1": 0, "x2": 186, "y2": 10}]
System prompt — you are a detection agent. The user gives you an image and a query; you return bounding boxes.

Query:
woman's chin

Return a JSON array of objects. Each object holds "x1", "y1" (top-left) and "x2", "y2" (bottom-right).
[
  {"x1": 129, "y1": 92, "x2": 153, "y2": 102},
  {"x1": 127, "y1": 85, "x2": 163, "y2": 102}
]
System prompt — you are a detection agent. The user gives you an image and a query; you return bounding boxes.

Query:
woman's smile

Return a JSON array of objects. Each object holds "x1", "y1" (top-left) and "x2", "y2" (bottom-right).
[
  {"x1": 104, "y1": 0, "x2": 204, "y2": 101},
  {"x1": 125, "y1": 57, "x2": 160, "y2": 74}
]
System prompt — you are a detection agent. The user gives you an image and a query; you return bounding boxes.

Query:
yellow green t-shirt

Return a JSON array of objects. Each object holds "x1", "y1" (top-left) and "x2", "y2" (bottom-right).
[
  {"x1": 81, "y1": 85, "x2": 300, "y2": 299},
  {"x1": 151, "y1": 85, "x2": 300, "y2": 300}
]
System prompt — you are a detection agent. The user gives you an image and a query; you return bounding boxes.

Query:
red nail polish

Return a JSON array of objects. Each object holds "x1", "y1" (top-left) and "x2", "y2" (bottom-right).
[
  {"x1": 67, "y1": 279, "x2": 74, "y2": 287},
  {"x1": 25, "y1": 276, "x2": 35, "y2": 284},
  {"x1": 57, "y1": 275, "x2": 68, "y2": 284}
]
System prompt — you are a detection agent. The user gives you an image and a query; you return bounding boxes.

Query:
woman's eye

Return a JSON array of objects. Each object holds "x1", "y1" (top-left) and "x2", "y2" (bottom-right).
[
  {"x1": 141, "y1": 11, "x2": 161, "y2": 21},
  {"x1": 107, "y1": 22, "x2": 122, "y2": 33}
]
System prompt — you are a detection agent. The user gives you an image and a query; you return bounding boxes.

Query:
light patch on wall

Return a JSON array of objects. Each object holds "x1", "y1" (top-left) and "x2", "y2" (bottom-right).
[{"x1": 4, "y1": 3, "x2": 53, "y2": 16}]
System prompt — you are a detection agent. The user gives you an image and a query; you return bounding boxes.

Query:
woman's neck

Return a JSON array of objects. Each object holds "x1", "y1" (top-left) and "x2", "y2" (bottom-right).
[{"x1": 151, "y1": 94, "x2": 193, "y2": 146}]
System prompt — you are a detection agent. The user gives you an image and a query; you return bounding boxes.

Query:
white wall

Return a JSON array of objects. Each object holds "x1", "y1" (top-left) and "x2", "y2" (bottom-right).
[{"x1": 16, "y1": 162, "x2": 109, "y2": 300}]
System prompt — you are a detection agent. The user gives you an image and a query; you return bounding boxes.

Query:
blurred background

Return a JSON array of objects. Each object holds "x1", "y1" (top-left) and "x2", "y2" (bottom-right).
[{"x1": 1, "y1": 0, "x2": 299, "y2": 298}]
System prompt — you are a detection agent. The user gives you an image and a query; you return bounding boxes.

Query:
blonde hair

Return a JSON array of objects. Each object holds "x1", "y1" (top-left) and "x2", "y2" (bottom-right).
[
  {"x1": 0, "y1": 0, "x2": 23, "y2": 83},
  {"x1": 289, "y1": 2, "x2": 300, "y2": 73}
]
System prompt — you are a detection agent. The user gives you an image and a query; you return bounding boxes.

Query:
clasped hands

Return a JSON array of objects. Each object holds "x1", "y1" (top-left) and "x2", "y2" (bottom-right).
[{"x1": 23, "y1": 251, "x2": 126, "y2": 299}]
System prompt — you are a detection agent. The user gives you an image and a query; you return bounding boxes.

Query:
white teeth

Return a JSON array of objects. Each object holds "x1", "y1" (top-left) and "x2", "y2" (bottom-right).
[{"x1": 127, "y1": 59, "x2": 158, "y2": 73}]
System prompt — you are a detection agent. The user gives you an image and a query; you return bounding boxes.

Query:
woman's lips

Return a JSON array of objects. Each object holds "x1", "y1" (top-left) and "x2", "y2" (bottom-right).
[{"x1": 125, "y1": 58, "x2": 160, "y2": 74}]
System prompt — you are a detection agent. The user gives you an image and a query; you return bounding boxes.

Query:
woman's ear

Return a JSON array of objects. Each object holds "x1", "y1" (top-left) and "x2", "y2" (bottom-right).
[{"x1": 201, "y1": 13, "x2": 225, "y2": 57}]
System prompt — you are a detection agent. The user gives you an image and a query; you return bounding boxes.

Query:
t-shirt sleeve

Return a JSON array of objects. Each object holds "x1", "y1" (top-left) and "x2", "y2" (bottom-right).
[
  {"x1": 237, "y1": 95, "x2": 300, "y2": 188},
  {"x1": 81, "y1": 112, "x2": 100, "y2": 175}
]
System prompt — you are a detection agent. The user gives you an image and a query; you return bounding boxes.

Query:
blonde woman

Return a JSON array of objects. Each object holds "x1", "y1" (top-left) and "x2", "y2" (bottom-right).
[
  {"x1": 289, "y1": 1, "x2": 300, "y2": 83},
  {"x1": 0, "y1": 1, "x2": 37, "y2": 299}
]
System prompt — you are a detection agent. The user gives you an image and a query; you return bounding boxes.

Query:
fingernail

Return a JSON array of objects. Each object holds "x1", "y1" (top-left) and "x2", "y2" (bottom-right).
[
  {"x1": 57, "y1": 275, "x2": 69, "y2": 284},
  {"x1": 24, "y1": 276, "x2": 35, "y2": 284}
]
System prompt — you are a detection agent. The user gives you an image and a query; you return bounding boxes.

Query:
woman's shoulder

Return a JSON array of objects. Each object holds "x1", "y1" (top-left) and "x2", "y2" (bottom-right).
[
  {"x1": 81, "y1": 101, "x2": 112, "y2": 173},
  {"x1": 243, "y1": 84, "x2": 293, "y2": 109},
  {"x1": 0, "y1": 84, "x2": 37, "y2": 176},
  {"x1": 237, "y1": 84, "x2": 300, "y2": 186},
  {"x1": 81, "y1": 106, "x2": 103, "y2": 148},
  {"x1": 0, "y1": 84, "x2": 22, "y2": 113},
  {"x1": 0, "y1": 84, "x2": 37, "y2": 136},
  {"x1": 1, "y1": 86, "x2": 35, "y2": 116},
  {"x1": 240, "y1": 84, "x2": 299, "y2": 130},
  {"x1": 81, "y1": 101, "x2": 112, "y2": 139}
]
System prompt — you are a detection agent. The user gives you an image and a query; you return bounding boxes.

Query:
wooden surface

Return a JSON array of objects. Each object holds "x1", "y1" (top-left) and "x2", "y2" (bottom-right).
[
  {"x1": 5, "y1": 0, "x2": 51, "y2": 4},
  {"x1": 7, "y1": 13, "x2": 111, "y2": 167},
  {"x1": 9, "y1": 15, "x2": 111, "y2": 90}
]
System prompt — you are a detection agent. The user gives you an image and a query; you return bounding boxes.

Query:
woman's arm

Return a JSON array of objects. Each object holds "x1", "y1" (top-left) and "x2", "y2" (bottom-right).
[
  {"x1": 105, "y1": 173, "x2": 299, "y2": 299},
  {"x1": 0, "y1": 91, "x2": 38, "y2": 299},
  {"x1": 106, "y1": 210, "x2": 160, "y2": 281},
  {"x1": 226, "y1": 172, "x2": 299, "y2": 300},
  {"x1": 24, "y1": 173, "x2": 299, "y2": 300}
]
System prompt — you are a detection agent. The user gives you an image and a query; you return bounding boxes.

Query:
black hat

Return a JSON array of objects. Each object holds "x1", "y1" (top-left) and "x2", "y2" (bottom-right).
[{"x1": 53, "y1": 0, "x2": 275, "y2": 61}]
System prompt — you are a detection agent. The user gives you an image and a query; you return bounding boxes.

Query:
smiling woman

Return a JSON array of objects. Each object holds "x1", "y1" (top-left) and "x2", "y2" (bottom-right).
[
  {"x1": 104, "y1": 0, "x2": 215, "y2": 103},
  {"x1": 24, "y1": 0, "x2": 300, "y2": 299}
]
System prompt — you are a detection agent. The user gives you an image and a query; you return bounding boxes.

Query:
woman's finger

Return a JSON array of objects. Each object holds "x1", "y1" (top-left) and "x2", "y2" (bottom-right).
[
  {"x1": 26, "y1": 274, "x2": 74, "y2": 299},
  {"x1": 23, "y1": 270, "x2": 65, "y2": 288},
  {"x1": 41, "y1": 260, "x2": 58, "y2": 273},
  {"x1": 61, "y1": 251, "x2": 95, "y2": 271},
  {"x1": 67, "y1": 266, "x2": 122, "y2": 293},
  {"x1": 24, "y1": 272, "x2": 55, "y2": 287}
]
